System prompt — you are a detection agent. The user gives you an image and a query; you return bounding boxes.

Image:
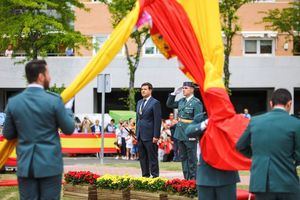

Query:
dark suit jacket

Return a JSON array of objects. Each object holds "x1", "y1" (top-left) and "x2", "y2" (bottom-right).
[
  {"x1": 3, "y1": 87, "x2": 75, "y2": 178},
  {"x1": 236, "y1": 108, "x2": 300, "y2": 193},
  {"x1": 136, "y1": 97, "x2": 162, "y2": 141},
  {"x1": 186, "y1": 114, "x2": 240, "y2": 186}
]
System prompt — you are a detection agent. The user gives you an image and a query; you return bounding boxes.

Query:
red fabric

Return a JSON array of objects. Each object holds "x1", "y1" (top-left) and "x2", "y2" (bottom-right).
[
  {"x1": 237, "y1": 190, "x2": 255, "y2": 200},
  {"x1": 139, "y1": 0, "x2": 251, "y2": 170},
  {"x1": 0, "y1": 180, "x2": 18, "y2": 186}
]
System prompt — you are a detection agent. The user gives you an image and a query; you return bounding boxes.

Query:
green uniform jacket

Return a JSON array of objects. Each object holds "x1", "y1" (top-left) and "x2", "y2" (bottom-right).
[
  {"x1": 186, "y1": 114, "x2": 240, "y2": 186},
  {"x1": 236, "y1": 108, "x2": 300, "y2": 193},
  {"x1": 3, "y1": 87, "x2": 75, "y2": 178},
  {"x1": 166, "y1": 94, "x2": 202, "y2": 141}
]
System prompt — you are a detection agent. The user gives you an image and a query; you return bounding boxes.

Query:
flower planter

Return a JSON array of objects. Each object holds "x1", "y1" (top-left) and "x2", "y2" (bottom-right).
[
  {"x1": 130, "y1": 190, "x2": 168, "y2": 200},
  {"x1": 63, "y1": 184, "x2": 97, "y2": 200},
  {"x1": 167, "y1": 194, "x2": 197, "y2": 200},
  {"x1": 97, "y1": 188, "x2": 130, "y2": 200}
]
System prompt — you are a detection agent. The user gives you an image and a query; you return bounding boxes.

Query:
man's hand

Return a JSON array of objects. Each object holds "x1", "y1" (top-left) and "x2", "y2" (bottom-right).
[
  {"x1": 171, "y1": 87, "x2": 182, "y2": 95},
  {"x1": 152, "y1": 137, "x2": 159, "y2": 143},
  {"x1": 65, "y1": 98, "x2": 74, "y2": 109},
  {"x1": 200, "y1": 119, "x2": 209, "y2": 131}
]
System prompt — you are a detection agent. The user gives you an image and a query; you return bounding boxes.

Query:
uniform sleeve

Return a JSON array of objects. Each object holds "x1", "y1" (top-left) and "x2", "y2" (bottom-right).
[
  {"x1": 3, "y1": 103, "x2": 18, "y2": 140},
  {"x1": 295, "y1": 125, "x2": 300, "y2": 166},
  {"x1": 236, "y1": 123, "x2": 252, "y2": 158},
  {"x1": 153, "y1": 101, "x2": 162, "y2": 138},
  {"x1": 193, "y1": 100, "x2": 203, "y2": 116},
  {"x1": 185, "y1": 122, "x2": 204, "y2": 138},
  {"x1": 166, "y1": 94, "x2": 179, "y2": 109},
  {"x1": 55, "y1": 97, "x2": 75, "y2": 135}
]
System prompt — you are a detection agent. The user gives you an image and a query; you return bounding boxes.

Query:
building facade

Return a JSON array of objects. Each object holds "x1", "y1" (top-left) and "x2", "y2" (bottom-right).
[{"x1": 0, "y1": 0, "x2": 299, "y2": 117}]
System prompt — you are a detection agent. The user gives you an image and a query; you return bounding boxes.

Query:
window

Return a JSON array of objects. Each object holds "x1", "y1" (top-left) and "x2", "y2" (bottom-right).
[
  {"x1": 93, "y1": 35, "x2": 124, "y2": 56},
  {"x1": 93, "y1": 35, "x2": 108, "y2": 55},
  {"x1": 143, "y1": 38, "x2": 160, "y2": 55},
  {"x1": 245, "y1": 40, "x2": 257, "y2": 54},
  {"x1": 244, "y1": 39, "x2": 274, "y2": 55}
]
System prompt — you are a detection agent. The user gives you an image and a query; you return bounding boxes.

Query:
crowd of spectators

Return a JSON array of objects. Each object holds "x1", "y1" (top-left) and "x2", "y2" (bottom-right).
[{"x1": 73, "y1": 116, "x2": 116, "y2": 134}]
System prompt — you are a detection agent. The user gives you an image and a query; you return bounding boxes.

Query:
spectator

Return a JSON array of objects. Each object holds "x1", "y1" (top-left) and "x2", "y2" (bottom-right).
[
  {"x1": 81, "y1": 117, "x2": 92, "y2": 133},
  {"x1": 114, "y1": 121, "x2": 123, "y2": 159},
  {"x1": 91, "y1": 119, "x2": 102, "y2": 133},
  {"x1": 158, "y1": 136, "x2": 165, "y2": 161},
  {"x1": 125, "y1": 131, "x2": 133, "y2": 160},
  {"x1": 5, "y1": 44, "x2": 13, "y2": 57},
  {"x1": 128, "y1": 120, "x2": 138, "y2": 160},
  {"x1": 65, "y1": 47, "x2": 74, "y2": 56},
  {"x1": 105, "y1": 119, "x2": 116, "y2": 133},
  {"x1": 74, "y1": 116, "x2": 81, "y2": 133},
  {"x1": 243, "y1": 108, "x2": 251, "y2": 119},
  {"x1": 166, "y1": 113, "x2": 179, "y2": 162},
  {"x1": 120, "y1": 121, "x2": 129, "y2": 159}
]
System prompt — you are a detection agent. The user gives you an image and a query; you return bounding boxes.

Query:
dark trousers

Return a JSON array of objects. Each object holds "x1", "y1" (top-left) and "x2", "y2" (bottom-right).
[
  {"x1": 172, "y1": 138, "x2": 180, "y2": 161},
  {"x1": 138, "y1": 139, "x2": 159, "y2": 177},
  {"x1": 178, "y1": 140, "x2": 197, "y2": 180},
  {"x1": 121, "y1": 137, "x2": 126, "y2": 156},
  {"x1": 18, "y1": 175, "x2": 62, "y2": 200},
  {"x1": 197, "y1": 184, "x2": 236, "y2": 200},
  {"x1": 255, "y1": 192, "x2": 300, "y2": 200}
]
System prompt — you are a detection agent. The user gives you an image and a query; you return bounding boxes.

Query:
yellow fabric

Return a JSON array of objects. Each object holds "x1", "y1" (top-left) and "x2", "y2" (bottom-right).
[
  {"x1": 61, "y1": 137, "x2": 115, "y2": 148},
  {"x1": 0, "y1": 139, "x2": 17, "y2": 166},
  {"x1": 178, "y1": 0, "x2": 225, "y2": 91},
  {"x1": 0, "y1": 1, "x2": 141, "y2": 168},
  {"x1": 61, "y1": 1, "x2": 141, "y2": 102}
]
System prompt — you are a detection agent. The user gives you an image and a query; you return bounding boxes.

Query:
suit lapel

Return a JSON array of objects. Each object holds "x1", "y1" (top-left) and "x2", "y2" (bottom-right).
[{"x1": 142, "y1": 97, "x2": 153, "y2": 115}]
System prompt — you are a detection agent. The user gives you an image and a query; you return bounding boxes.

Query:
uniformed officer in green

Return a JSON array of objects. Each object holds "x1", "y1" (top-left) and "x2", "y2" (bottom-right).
[
  {"x1": 186, "y1": 114, "x2": 240, "y2": 200},
  {"x1": 3, "y1": 60, "x2": 75, "y2": 200},
  {"x1": 166, "y1": 82, "x2": 203, "y2": 180},
  {"x1": 236, "y1": 88, "x2": 300, "y2": 200}
]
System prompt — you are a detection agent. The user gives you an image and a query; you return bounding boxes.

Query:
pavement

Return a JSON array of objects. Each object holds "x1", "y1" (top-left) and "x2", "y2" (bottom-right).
[{"x1": 0, "y1": 157, "x2": 250, "y2": 187}]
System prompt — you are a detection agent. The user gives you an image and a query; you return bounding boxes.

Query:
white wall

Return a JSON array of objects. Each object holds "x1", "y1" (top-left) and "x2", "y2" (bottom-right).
[{"x1": 0, "y1": 56, "x2": 299, "y2": 113}]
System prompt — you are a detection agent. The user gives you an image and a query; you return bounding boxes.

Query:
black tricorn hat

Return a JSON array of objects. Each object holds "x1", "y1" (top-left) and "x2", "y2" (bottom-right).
[{"x1": 183, "y1": 81, "x2": 197, "y2": 88}]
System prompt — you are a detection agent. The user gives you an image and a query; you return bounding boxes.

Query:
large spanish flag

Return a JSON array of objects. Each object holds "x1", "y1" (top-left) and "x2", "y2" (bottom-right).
[{"x1": 0, "y1": 0, "x2": 250, "y2": 170}]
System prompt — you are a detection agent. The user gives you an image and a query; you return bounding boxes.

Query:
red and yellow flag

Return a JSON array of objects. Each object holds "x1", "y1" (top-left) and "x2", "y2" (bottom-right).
[{"x1": 0, "y1": 0, "x2": 251, "y2": 170}]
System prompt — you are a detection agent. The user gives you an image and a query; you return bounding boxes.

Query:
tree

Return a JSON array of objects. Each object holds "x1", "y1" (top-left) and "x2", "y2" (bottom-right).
[
  {"x1": 219, "y1": 0, "x2": 251, "y2": 93},
  {"x1": 261, "y1": 1, "x2": 300, "y2": 55},
  {"x1": 0, "y1": 0, "x2": 89, "y2": 60},
  {"x1": 99, "y1": 0, "x2": 150, "y2": 111},
  {"x1": 48, "y1": 83, "x2": 65, "y2": 94}
]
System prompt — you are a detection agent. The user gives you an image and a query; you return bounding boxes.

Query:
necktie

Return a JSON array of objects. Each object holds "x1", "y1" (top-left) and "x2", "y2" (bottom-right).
[{"x1": 140, "y1": 99, "x2": 146, "y2": 114}]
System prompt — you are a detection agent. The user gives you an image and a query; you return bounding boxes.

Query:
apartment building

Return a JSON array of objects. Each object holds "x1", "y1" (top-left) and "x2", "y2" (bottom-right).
[{"x1": 0, "y1": 0, "x2": 299, "y2": 117}]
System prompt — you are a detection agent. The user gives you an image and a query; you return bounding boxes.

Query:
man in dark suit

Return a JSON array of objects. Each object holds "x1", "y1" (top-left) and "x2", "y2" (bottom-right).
[
  {"x1": 186, "y1": 114, "x2": 240, "y2": 200},
  {"x1": 236, "y1": 88, "x2": 300, "y2": 200},
  {"x1": 3, "y1": 59, "x2": 75, "y2": 200},
  {"x1": 136, "y1": 82, "x2": 162, "y2": 178}
]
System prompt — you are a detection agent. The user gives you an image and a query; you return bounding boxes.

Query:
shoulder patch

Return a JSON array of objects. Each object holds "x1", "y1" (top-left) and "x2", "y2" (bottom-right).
[{"x1": 46, "y1": 91, "x2": 61, "y2": 98}]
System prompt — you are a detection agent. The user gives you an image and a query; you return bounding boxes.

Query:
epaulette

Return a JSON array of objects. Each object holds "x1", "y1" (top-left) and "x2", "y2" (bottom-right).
[{"x1": 192, "y1": 97, "x2": 201, "y2": 103}]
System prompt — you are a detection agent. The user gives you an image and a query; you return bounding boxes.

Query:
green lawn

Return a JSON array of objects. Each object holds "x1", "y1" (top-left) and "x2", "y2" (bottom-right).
[{"x1": 103, "y1": 161, "x2": 183, "y2": 171}]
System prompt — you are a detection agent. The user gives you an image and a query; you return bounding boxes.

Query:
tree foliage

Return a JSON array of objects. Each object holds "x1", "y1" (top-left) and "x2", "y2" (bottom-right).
[
  {"x1": 0, "y1": 0, "x2": 89, "y2": 60},
  {"x1": 99, "y1": 0, "x2": 150, "y2": 111},
  {"x1": 220, "y1": 0, "x2": 251, "y2": 93},
  {"x1": 261, "y1": 2, "x2": 300, "y2": 54},
  {"x1": 47, "y1": 83, "x2": 65, "y2": 94}
]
